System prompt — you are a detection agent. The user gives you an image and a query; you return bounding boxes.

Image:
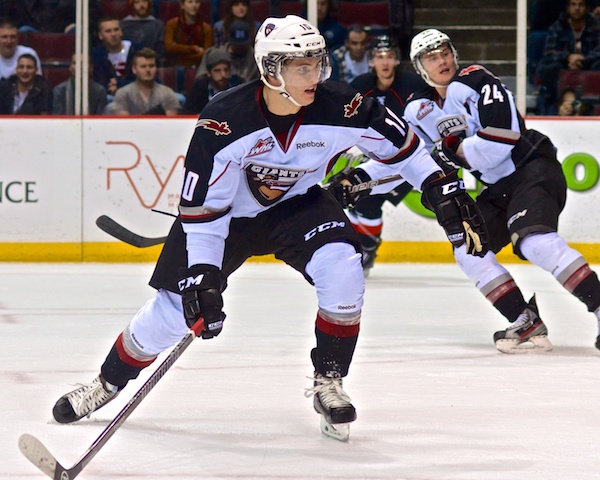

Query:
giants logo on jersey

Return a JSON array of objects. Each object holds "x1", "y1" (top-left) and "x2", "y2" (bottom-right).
[
  {"x1": 416, "y1": 100, "x2": 434, "y2": 120},
  {"x1": 195, "y1": 118, "x2": 232, "y2": 135},
  {"x1": 344, "y1": 93, "x2": 363, "y2": 118},
  {"x1": 246, "y1": 137, "x2": 275, "y2": 158},
  {"x1": 245, "y1": 162, "x2": 306, "y2": 206}
]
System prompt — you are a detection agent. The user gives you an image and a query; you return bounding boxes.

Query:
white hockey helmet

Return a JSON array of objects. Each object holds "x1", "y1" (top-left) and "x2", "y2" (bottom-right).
[
  {"x1": 254, "y1": 15, "x2": 331, "y2": 103},
  {"x1": 409, "y1": 29, "x2": 458, "y2": 87}
]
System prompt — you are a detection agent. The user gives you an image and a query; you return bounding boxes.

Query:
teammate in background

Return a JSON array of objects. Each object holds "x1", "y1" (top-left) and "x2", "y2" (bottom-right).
[
  {"x1": 343, "y1": 35, "x2": 426, "y2": 275},
  {"x1": 51, "y1": 16, "x2": 486, "y2": 441},
  {"x1": 405, "y1": 28, "x2": 600, "y2": 353}
]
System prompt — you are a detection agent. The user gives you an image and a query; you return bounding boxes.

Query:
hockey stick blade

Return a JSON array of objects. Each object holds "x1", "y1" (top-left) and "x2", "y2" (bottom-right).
[
  {"x1": 96, "y1": 215, "x2": 167, "y2": 248},
  {"x1": 18, "y1": 318, "x2": 205, "y2": 480}
]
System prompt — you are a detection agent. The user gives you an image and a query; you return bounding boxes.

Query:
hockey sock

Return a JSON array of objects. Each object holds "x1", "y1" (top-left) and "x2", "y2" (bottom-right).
[
  {"x1": 312, "y1": 311, "x2": 359, "y2": 377},
  {"x1": 100, "y1": 333, "x2": 157, "y2": 388}
]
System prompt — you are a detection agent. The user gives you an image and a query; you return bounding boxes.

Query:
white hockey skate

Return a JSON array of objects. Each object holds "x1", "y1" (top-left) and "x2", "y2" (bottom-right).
[
  {"x1": 52, "y1": 374, "x2": 120, "y2": 424},
  {"x1": 305, "y1": 374, "x2": 356, "y2": 442},
  {"x1": 493, "y1": 296, "x2": 553, "y2": 354}
]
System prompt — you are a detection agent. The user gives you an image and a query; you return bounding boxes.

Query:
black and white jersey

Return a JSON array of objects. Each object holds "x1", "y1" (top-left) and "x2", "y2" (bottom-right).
[
  {"x1": 178, "y1": 79, "x2": 440, "y2": 267},
  {"x1": 444, "y1": 65, "x2": 527, "y2": 184},
  {"x1": 349, "y1": 68, "x2": 426, "y2": 117},
  {"x1": 403, "y1": 86, "x2": 447, "y2": 152}
]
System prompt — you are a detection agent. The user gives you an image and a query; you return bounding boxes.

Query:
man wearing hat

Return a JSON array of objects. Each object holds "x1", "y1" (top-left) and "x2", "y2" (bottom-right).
[
  {"x1": 182, "y1": 48, "x2": 244, "y2": 114},
  {"x1": 195, "y1": 19, "x2": 259, "y2": 81}
]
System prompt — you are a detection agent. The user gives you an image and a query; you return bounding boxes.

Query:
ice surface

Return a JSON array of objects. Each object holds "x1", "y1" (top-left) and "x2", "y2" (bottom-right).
[{"x1": 2, "y1": 261, "x2": 600, "y2": 479}]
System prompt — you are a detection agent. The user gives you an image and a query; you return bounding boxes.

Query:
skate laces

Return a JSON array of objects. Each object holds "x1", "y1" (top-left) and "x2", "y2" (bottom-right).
[
  {"x1": 512, "y1": 308, "x2": 534, "y2": 330},
  {"x1": 67, "y1": 377, "x2": 116, "y2": 418},
  {"x1": 305, "y1": 375, "x2": 352, "y2": 408}
]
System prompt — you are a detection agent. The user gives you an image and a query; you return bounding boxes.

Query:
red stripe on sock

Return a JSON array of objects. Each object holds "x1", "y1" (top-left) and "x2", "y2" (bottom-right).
[
  {"x1": 563, "y1": 264, "x2": 593, "y2": 293},
  {"x1": 115, "y1": 333, "x2": 156, "y2": 368},
  {"x1": 351, "y1": 222, "x2": 382, "y2": 237},
  {"x1": 316, "y1": 314, "x2": 360, "y2": 338},
  {"x1": 486, "y1": 280, "x2": 518, "y2": 304}
]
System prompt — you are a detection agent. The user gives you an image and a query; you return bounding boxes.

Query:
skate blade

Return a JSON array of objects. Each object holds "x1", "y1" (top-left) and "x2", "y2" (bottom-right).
[
  {"x1": 320, "y1": 417, "x2": 350, "y2": 442},
  {"x1": 495, "y1": 335, "x2": 553, "y2": 354}
]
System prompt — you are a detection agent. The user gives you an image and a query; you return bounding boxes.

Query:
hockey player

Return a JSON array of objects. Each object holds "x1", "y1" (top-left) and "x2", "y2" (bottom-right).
[
  {"x1": 51, "y1": 17, "x2": 486, "y2": 441},
  {"x1": 405, "y1": 28, "x2": 600, "y2": 353},
  {"x1": 343, "y1": 35, "x2": 427, "y2": 276}
]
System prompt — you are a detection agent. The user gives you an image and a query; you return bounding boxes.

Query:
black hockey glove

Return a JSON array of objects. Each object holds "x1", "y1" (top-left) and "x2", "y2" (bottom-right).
[
  {"x1": 178, "y1": 264, "x2": 227, "y2": 339},
  {"x1": 421, "y1": 171, "x2": 488, "y2": 257},
  {"x1": 438, "y1": 134, "x2": 472, "y2": 170},
  {"x1": 328, "y1": 168, "x2": 372, "y2": 209}
]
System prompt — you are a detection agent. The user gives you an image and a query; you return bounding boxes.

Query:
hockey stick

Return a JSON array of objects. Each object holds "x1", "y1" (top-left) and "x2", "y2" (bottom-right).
[
  {"x1": 97, "y1": 175, "x2": 404, "y2": 249},
  {"x1": 346, "y1": 173, "x2": 403, "y2": 194},
  {"x1": 96, "y1": 215, "x2": 168, "y2": 248},
  {"x1": 18, "y1": 318, "x2": 206, "y2": 480}
]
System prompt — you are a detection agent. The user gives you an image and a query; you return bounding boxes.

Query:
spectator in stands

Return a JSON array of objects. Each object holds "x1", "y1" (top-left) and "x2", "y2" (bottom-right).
[
  {"x1": 212, "y1": 0, "x2": 260, "y2": 48},
  {"x1": 92, "y1": 16, "x2": 140, "y2": 95},
  {"x1": 536, "y1": 0, "x2": 600, "y2": 113},
  {"x1": 108, "y1": 47, "x2": 180, "y2": 115},
  {"x1": 0, "y1": 53, "x2": 52, "y2": 114},
  {"x1": 557, "y1": 86, "x2": 593, "y2": 114},
  {"x1": 0, "y1": 18, "x2": 42, "y2": 79},
  {"x1": 195, "y1": 20, "x2": 258, "y2": 81},
  {"x1": 0, "y1": 0, "x2": 101, "y2": 34},
  {"x1": 330, "y1": 24, "x2": 369, "y2": 83},
  {"x1": 316, "y1": 0, "x2": 347, "y2": 51},
  {"x1": 164, "y1": 0, "x2": 213, "y2": 67},
  {"x1": 52, "y1": 53, "x2": 107, "y2": 115},
  {"x1": 182, "y1": 48, "x2": 244, "y2": 114},
  {"x1": 121, "y1": 0, "x2": 166, "y2": 65}
]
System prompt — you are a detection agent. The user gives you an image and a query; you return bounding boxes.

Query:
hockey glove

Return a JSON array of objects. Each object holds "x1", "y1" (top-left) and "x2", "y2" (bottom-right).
[
  {"x1": 438, "y1": 134, "x2": 471, "y2": 170},
  {"x1": 178, "y1": 264, "x2": 227, "y2": 339},
  {"x1": 328, "y1": 168, "x2": 372, "y2": 209},
  {"x1": 421, "y1": 171, "x2": 488, "y2": 257}
]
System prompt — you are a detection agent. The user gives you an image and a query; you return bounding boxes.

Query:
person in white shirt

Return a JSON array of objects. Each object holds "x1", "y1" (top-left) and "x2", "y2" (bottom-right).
[{"x1": 0, "y1": 18, "x2": 42, "y2": 80}]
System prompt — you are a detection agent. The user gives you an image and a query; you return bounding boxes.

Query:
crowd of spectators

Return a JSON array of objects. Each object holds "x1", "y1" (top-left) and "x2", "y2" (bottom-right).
[
  {"x1": 530, "y1": 0, "x2": 600, "y2": 115},
  {"x1": 1, "y1": 1, "x2": 600, "y2": 116}
]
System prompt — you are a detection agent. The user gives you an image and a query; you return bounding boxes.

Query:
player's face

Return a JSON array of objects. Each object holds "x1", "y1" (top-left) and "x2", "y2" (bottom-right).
[
  {"x1": 98, "y1": 20, "x2": 123, "y2": 49},
  {"x1": 280, "y1": 57, "x2": 323, "y2": 106},
  {"x1": 208, "y1": 62, "x2": 231, "y2": 90},
  {"x1": 371, "y1": 51, "x2": 397, "y2": 80},
  {"x1": 0, "y1": 26, "x2": 18, "y2": 58},
  {"x1": 133, "y1": 56, "x2": 157, "y2": 82},
  {"x1": 346, "y1": 31, "x2": 367, "y2": 61},
  {"x1": 420, "y1": 45, "x2": 456, "y2": 86},
  {"x1": 133, "y1": 0, "x2": 151, "y2": 18},
  {"x1": 16, "y1": 57, "x2": 36, "y2": 84}
]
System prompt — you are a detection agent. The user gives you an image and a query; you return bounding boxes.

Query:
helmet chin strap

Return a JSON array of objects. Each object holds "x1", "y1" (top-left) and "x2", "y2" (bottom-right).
[{"x1": 261, "y1": 74, "x2": 303, "y2": 108}]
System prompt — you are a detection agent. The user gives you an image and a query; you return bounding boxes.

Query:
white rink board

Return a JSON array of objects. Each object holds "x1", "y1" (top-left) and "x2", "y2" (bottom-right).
[{"x1": 0, "y1": 117, "x2": 599, "y2": 243}]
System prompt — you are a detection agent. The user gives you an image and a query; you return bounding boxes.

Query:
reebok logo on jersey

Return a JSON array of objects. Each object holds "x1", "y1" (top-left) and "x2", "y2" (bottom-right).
[
  {"x1": 247, "y1": 137, "x2": 275, "y2": 157},
  {"x1": 196, "y1": 118, "x2": 232, "y2": 136},
  {"x1": 416, "y1": 100, "x2": 434, "y2": 120},
  {"x1": 296, "y1": 140, "x2": 325, "y2": 149},
  {"x1": 304, "y1": 221, "x2": 346, "y2": 241},
  {"x1": 344, "y1": 93, "x2": 363, "y2": 118}
]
